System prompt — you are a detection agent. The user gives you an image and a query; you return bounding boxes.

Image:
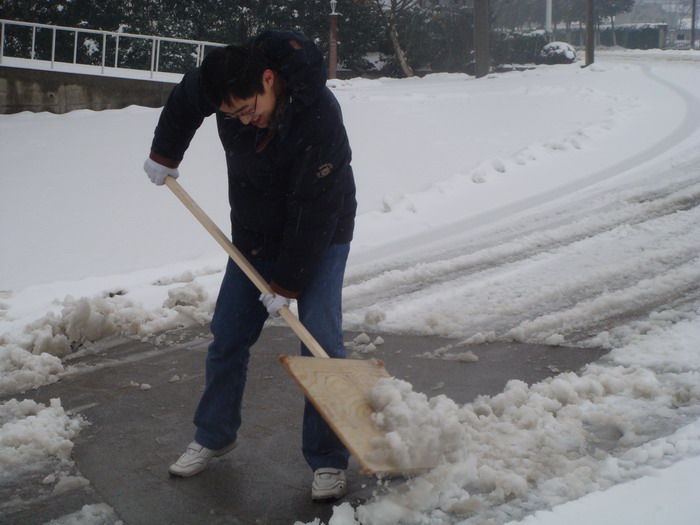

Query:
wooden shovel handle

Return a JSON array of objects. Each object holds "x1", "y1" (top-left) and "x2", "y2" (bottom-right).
[{"x1": 164, "y1": 176, "x2": 330, "y2": 358}]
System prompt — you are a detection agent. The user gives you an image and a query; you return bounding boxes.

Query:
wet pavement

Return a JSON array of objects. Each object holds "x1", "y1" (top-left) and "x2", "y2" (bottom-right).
[{"x1": 1, "y1": 325, "x2": 607, "y2": 525}]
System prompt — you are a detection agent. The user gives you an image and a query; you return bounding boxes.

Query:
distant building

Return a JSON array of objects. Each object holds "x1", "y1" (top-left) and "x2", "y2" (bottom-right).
[{"x1": 615, "y1": 0, "x2": 695, "y2": 47}]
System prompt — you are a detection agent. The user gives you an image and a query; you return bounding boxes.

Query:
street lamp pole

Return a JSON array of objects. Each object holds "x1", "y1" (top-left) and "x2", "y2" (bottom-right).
[
  {"x1": 692, "y1": 0, "x2": 697, "y2": 50},
  {"x1": 329, "y1": 0, "x2": 339, "y2": 79}
]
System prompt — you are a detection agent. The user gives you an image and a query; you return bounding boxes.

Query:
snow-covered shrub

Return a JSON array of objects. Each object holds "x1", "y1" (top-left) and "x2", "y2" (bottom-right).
[{"x1": 536, "y1": 42, "x2": 577, "y2": 65}]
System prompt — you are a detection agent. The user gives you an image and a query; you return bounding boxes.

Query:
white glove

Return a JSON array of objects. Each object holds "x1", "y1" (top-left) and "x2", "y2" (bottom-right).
[
  {"x1": 259, "y1": 293, "x2": 291, "y2": 318},
  {"x1": 143, "y1": 157, "x2": 179, "y2": 186}
]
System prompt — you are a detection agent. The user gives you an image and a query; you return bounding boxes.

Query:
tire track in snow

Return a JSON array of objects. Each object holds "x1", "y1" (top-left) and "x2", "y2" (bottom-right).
[
  {"x1": 345, "y1": 170, "x2": 700, "y2": 302},
  {"x1": 347, "y1": 57, "x2": 700, "y2": 276},
  {"x1": 344, "y1": 154, "x2": 700, "y2": 345}
]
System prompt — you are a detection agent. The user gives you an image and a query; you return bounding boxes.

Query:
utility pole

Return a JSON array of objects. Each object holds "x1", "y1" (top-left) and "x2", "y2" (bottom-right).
[
  {"x1": 546, "y1": 0, "x2": 553, "y2": 36},
  {"x1": 585, "y1": 0, "x2": 595, "y2": 66},
  {"x1": 474, "y1": 0, "x2": 490, "y2": 78}
]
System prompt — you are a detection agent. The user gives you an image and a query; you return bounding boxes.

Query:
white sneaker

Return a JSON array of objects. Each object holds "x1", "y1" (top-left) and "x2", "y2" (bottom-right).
[
  {"x1": 168, "y1": 440, "x2": 237, "y2": 477},
  {"x1": 311, "y1": 468, "x2": 347, "y2": 501}
]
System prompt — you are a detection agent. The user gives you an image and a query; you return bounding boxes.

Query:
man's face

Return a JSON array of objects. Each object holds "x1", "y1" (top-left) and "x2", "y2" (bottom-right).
[{"x1": 220, "y1": 69, "x2": 277, "y2": 129}]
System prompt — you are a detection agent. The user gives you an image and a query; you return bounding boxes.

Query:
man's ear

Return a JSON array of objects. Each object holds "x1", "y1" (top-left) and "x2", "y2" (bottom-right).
[{"x1": 262, "y1": 69, "x2": 275, "y2": 88}]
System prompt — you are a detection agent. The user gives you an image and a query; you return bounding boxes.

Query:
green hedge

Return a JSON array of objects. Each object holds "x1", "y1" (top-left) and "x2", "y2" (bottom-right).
[
  {"x1": 599, "y1": 24, "x2": 667, "y2": 49},
  {"x1": 493, "y1": 31, "x2": 549, "y2": 65}
]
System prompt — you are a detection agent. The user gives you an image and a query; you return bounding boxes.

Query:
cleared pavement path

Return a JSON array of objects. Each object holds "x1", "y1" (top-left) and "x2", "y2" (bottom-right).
[{"x1": 2, "y1": 326, "x2": 606, "y2": 525}]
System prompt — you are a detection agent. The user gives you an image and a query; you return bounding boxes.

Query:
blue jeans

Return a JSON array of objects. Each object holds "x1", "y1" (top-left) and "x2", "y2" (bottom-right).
[{"x1": 193, "y1": 243, "x2": 351, "y2": 471}]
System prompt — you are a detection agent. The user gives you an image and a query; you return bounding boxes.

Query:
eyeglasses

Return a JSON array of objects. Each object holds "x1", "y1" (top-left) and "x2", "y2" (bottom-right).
[{"x1": 223, "y1": 94, "x2": 257, "y2": 120}]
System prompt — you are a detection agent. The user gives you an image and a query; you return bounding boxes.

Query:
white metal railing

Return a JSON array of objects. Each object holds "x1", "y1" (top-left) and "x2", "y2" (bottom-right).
[{"x1": 0, "y1": 19, "x2": 225, "y2": 78}]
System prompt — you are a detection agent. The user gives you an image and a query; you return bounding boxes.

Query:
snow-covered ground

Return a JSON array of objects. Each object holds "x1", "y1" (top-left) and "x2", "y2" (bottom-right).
[{"x1": 1, "y1": 48, "x2": 699, "y2": 524}]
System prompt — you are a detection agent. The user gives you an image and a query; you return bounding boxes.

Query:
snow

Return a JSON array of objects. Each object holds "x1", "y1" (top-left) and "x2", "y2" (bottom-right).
[
  {"x1": 1, "y1": 48, "x2": 700, "y2": 524},
  {"x1": 507, "y1": 453, "x2": 700, "y2": 525}
]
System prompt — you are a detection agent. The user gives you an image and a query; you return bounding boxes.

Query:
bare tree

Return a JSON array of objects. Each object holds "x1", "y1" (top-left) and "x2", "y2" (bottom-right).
[{"x1": 371, "y1": 0, "x2": 418, "y2": 77}]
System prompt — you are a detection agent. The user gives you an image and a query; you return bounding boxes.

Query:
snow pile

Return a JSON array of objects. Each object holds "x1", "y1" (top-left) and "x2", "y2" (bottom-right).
[
  {"x1": 0, "y1": 398, "x2": 94, "y2": 520},
  {"x1": 0, "y1": 344, "x2": 64, "y2": 396},
  {"x1": 44, "y1": 503, "x2": 122, "y2": 525},
  {"x1": 320, "y1": 312, "x2": 700, "y2": 524},
  {"x1": 0, "y1": 398, "x2": 85, "y2": 470},
  {"x1": 368, "y1": 378, "x2": 464, "y2": 470},
  {"x1": 0, "y1": 283, "x2": 213, "y2": 396}
]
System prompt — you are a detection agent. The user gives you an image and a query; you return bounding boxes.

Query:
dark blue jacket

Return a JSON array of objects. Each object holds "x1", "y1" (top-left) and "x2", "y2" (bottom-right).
[{"x1": 150, "y1": 31, "x2": 356, "y2": 295}]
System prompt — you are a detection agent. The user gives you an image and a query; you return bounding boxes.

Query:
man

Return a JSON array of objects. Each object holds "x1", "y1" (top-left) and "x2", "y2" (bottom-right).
[{"x1": 143, "y1": 30, "x2": 356, "y2": 502}]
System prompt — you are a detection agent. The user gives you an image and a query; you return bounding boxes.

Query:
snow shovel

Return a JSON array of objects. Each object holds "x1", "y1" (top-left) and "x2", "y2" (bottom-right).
[{"x1": 164, "y1": 176, "x2": 412, "y2": 474}]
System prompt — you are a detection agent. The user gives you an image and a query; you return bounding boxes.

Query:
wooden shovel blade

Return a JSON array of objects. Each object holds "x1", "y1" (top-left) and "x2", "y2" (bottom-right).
[{"x1": 279, "y1": 355, "x2": 432, "y2": 474}]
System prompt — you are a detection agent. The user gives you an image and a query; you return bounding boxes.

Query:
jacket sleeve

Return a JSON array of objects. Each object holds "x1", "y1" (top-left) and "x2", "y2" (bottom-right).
[
  {"x1": 150, "y1": 68, "x2": 215, "y2": 163},
  {"x1": 271, "y1": 92, "x2": 353, "y2": 295}
]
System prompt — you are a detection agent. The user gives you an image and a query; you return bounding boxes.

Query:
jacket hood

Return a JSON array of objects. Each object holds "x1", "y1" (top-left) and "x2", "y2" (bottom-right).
[{"x1": 250, "y1": 30, "x2": 327, "y2": 110}]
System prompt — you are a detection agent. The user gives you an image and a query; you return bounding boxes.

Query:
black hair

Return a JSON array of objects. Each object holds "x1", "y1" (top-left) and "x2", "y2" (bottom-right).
[{"x1": 200, "y1": 44, "x2": 270, "y2": 108}]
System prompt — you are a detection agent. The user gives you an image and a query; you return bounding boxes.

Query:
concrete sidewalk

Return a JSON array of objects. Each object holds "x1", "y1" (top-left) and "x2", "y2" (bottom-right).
[{"x1": 2, "y1": 326, "x2": 606, "y2": 525}]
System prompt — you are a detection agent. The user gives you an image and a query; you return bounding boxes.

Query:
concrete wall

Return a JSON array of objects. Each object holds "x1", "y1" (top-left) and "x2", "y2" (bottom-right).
[{"x1": 0, "y1": 67, "x2": 177, "y2": 114}]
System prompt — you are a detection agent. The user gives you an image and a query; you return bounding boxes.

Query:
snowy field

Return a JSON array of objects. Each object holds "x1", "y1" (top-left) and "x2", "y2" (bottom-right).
[{"x1": 1, "y1": 48, "x2": 700, "y2": 524}]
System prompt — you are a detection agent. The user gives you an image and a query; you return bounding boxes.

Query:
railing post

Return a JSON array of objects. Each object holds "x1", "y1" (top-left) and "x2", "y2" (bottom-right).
[
  {"x1": 31, "y1": 26, "x2": 36, "y2": 59},
  {"x1": 51, "y1": 27, "x2": 56, "y2": 69},
  {"x1": 114, "y1": 34, "x2": 119, "y2": 68},
  {"x1": 73, "y1": 30, "x2": 78, "y2": 63},
  {"x1": 156, "y1": 38, "x2": 161, "y2": 73},
  {"x1": 150, "y1": 37, "x2": 156, "y2": 79},
  {"x1": 0, "y1": 21, "x2": 5, "y2": 65},
  {"x1": 101, "y1": 32, "x2": 106, "y2": 73}
]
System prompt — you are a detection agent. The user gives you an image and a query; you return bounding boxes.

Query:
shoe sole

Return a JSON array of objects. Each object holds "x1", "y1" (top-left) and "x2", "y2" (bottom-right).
[
  {"x1": 311, "y1": 490, "x2": 347, "y2": 502},
  {"x1": 312, "y1": 495, "x2": 345, "y2": 503},
  {"x1": 169, "y1": 466, "x2": 205, "y2": 478}
]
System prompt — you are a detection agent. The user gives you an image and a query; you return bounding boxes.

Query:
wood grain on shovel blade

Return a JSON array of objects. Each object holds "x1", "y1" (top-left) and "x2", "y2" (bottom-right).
[{"x1": 279, "y1": 355, "x2": 400, "y2": 474}]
